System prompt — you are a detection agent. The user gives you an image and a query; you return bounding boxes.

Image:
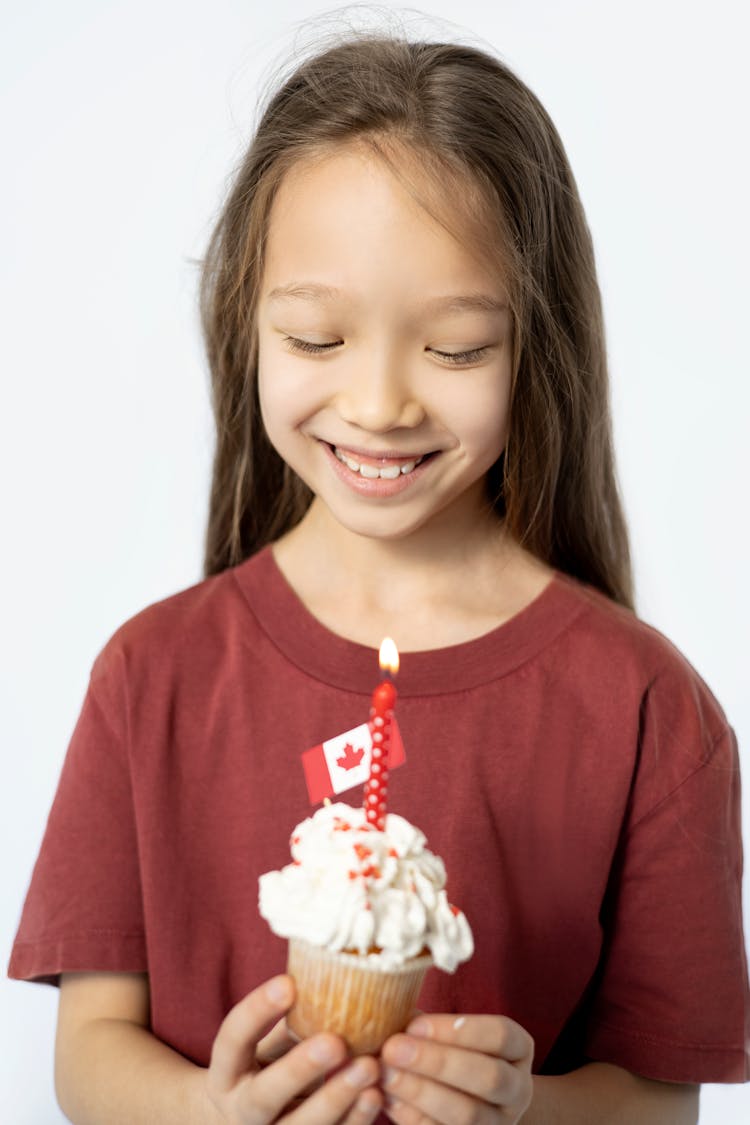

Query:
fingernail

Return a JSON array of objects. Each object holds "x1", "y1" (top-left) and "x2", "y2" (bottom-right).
[
  {"x1": 355, "y1": 1091, "x2": 381, "y2": 1121},
  {"x1": 265, "y1": 976, "x2": 292, "y2": 1005},
  {"x1": 408, "y1": 1017, "x2": 432, "y2": 1038},
  {"x1": 344, "y1": 1059, "x2": 374, "y2": 1088},
  {"x1": 307, "y1": 1036, "x2": 341, "y2": 1065},
  {"x1": 387, "y1": 1037, "x2": 417, "y2": 1066},
  {"x1": 357, "y1": 1103, "x2": 380, "y2": 1122},
  {"x1": 382, "y1": 1065, "x2": 400, "y2": 1089}
]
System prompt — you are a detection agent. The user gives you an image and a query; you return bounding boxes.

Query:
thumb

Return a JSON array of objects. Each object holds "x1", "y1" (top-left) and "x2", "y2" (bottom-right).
[{"x1": 208, "y1": 975, "x2": 295, "y2": 1095}]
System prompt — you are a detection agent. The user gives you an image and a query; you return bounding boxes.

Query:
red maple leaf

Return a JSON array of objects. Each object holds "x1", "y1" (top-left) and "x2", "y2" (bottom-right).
[{"x1": 337, "y1": 743, "x2": 365, "y2": 771}]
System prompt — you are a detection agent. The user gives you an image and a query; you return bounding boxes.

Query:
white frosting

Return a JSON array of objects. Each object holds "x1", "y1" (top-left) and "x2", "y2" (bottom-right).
[{"x1": 258, "y1": 802, "x2": 473, "y2": 972}]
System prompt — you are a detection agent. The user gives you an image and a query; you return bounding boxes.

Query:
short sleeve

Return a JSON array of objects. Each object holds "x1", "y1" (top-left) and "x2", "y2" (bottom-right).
[
  {"x1": 7, "y1": 643, "x2": 147, "y2": 986},
  {"x1": 585, "y1": 666, "x2": 749, "y2": 1082}
]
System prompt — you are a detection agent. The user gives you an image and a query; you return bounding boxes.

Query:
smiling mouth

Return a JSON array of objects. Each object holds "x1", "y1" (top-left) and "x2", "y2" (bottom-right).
[{"x1": 330, "y1": 445, "x2": 435, "y2": 479}]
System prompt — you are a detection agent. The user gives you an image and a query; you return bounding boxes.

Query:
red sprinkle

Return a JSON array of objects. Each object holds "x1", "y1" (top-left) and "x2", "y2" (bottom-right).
[
  {"x1": 354, "y1": 843, "x2": 373, "y2": 861},
  {"x1": 450, "y1": 904, "x2": 461, "y2": 916},
  {"x1": 388, "y1": 848, "x2": 399, "y2": 858}
]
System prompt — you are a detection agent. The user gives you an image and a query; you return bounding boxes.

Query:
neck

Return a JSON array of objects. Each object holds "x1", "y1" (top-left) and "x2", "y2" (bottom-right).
[
  {"x1": 270, "y1": 490, "x2": 555, "y2": 651},
  {"x1": 276, "y1": 491, "x2": 515, "y2": 615}
]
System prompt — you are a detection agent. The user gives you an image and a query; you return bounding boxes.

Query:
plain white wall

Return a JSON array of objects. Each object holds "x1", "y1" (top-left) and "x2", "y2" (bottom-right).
[{"x1": 2, "y1": 1, "x2": 748, "y2": 1120}]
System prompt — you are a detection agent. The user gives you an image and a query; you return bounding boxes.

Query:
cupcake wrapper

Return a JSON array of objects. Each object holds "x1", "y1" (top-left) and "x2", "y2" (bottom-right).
[{"x1": 286, "y1": 938, "x2": 432, "y2": 1055}]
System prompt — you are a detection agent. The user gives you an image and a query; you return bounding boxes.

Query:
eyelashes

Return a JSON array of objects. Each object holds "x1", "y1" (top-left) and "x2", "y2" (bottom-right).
[
  {"x1": 284, "y1": 338, "x2": 340, "y2": 355},
  {"x1": 434, "y1": 346, "x2": 490, "y2": 366},
  {"x1": 283, "y1": 337, "x2": 492, "y2": 366}
]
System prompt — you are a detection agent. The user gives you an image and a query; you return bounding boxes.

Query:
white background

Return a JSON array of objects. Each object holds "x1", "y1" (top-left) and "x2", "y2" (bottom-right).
[{"x1": 1, "y1": 1, "x2": 748, "y2": 1120}]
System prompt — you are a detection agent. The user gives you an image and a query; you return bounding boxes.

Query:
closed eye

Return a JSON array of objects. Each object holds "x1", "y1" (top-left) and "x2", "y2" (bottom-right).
[
  {"x1": 430, "y1": 347, "x2": 491, "y2": 365},
  {"x1": 283, "y1": 337, "x2": 341, "y2": 355},
  {"x1": 283, "y1": 337, "x2": 492, "y2": 366}
]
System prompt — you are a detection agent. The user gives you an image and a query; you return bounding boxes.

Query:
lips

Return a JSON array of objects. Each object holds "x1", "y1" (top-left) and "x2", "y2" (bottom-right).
[
  {"x1": 318, "y1": 440, "x2": 439, "y2": 498},
  {"x1": 332, "y1": 446, "x2": 425, "y2": 480}
]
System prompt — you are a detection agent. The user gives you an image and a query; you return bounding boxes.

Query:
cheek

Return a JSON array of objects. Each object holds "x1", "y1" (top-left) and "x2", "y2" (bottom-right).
[
  {"x1": 258, "y1": 358, "x2": 322, "y2": 437},
  {"x1": 256, "y1": 363, "x2": 277, "y2": 436},
  {"x1": 442, "y1": 374, "x2": 511, "y2": 456}
]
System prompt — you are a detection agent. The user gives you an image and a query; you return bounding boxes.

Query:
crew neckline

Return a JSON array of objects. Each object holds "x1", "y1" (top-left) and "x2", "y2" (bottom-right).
[{"x1": 231, "y1": 545, "x2": 587, "y2": 696}]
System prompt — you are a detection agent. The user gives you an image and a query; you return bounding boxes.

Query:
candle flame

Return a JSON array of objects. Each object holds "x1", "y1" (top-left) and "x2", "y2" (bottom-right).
[{"x1": 379, "y1": 637, "x2": 399, "y2": 675}]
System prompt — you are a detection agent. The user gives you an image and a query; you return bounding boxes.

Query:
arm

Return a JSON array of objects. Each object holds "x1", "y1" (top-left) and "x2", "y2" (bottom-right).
[
  {"x1": 381, "y1": 1016, "x2": 699, "y2": 1125},
  {"x1": 55, "y1": 972, "x2": 214, "y2": 1125},
  {"x1": 55, "y1": 971, "x2": 382, "y2": 1125},
  {"x1": 525, "y1": 1062, "x2": 699, "y2": 1124}
]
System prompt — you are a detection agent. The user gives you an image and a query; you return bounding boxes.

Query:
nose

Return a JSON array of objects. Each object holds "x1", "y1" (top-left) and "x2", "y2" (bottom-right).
[{"x1": 334, "y1": 349, "x2": 425, "y2": 433}]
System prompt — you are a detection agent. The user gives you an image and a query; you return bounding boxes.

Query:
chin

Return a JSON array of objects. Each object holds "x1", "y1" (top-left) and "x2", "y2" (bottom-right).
[
  {"x1": 344, "y1": 518, "x2": 427, "y2": 542},
  {"x1": 321, "y1": 504, "x2": 429, "y2": 543}
]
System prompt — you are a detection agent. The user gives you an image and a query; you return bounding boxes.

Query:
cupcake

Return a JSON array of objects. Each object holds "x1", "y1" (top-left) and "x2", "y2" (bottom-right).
[{"x1": 258, "y1": 801, "x2": 473, "y2": 1054}]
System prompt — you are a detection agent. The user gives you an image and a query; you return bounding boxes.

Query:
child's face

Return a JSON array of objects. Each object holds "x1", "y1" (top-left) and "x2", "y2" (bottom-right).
[{"x1": 256, "y1": 145, "x2": 513, "y2": 545}]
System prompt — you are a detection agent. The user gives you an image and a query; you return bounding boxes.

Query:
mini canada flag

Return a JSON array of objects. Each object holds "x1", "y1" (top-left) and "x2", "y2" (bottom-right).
[{"x1": 302, "y1": 720, "x2": 406, "y2": 805}]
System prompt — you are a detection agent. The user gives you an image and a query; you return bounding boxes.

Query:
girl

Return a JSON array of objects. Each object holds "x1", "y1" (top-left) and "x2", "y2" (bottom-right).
[{"x1": 8, "y1": 29, "x2": 747, "y2": 1125}]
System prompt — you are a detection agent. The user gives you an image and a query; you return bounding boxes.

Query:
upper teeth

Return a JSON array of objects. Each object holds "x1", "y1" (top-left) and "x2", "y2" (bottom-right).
[{"x1": 334, "y1": 447, "x2": 423, "y2": 478}]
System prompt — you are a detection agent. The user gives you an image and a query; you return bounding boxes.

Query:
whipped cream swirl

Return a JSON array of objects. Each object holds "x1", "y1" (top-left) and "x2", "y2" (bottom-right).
[{"x1": 258, "y1": 802, "x2": 473, "y2": 972}]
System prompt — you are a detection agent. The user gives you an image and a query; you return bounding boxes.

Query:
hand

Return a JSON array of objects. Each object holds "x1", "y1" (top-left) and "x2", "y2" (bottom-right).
[
  {"x1": 204, "y1": 974, "x2": 383, "y2": 1124},
  {"x1": 380, "y1": 1014, "x2": 534, "y2": 1124}
]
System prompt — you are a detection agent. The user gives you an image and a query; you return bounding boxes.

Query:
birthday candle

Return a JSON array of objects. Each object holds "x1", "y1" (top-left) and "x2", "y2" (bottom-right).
[{"x1": 364, "y1": 637, "x2": 399, "y2": 830}]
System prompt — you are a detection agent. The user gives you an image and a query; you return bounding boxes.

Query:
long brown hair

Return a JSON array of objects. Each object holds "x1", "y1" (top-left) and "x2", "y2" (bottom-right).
[{"x1": 199, "y1": 33, "x2": 634, "y2": 609}]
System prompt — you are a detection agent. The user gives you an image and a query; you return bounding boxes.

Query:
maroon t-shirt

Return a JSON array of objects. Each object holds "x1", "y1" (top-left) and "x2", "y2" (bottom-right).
[{"x1": 8, "y1": 548, "x2": 749, "y2": 1083}]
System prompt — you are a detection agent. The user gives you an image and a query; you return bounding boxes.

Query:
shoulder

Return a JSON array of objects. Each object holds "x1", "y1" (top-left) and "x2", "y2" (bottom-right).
[
  {"x1": 555, "y1": 571, "x2": 707, "y2": 685},
  {"x1": 554, "y1": 572, "x2": 732, "y2": 748},
  {"x1": 89, "y1": 552, "x2": 266, "y2": 694}
]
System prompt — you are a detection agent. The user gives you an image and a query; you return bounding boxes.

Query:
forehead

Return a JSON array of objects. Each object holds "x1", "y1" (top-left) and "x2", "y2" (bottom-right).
[{"x1": 262, "y1": 142, "x2": 507, "y2": 295}]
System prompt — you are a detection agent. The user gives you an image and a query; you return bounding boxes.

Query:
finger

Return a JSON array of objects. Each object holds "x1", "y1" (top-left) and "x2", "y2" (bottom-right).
[
  {"x1": 407, "y1": 1014, "x2": 534, "y2": 1063},
  {"x1": 208, "y1": 975, "x2": 295, "y2": 1096},
  {"x1": 284, "y1": 1054, "x2": 381, "y2": 1125},
  {"x1": 383, "y1": 1070, "x2": 496, "y2": 1125},
  {"x1": 383, "y1": 1036, "x2": 523, "y2": 1108},
  {"x1": 234, "y1": 1034, "x2": 350, "y2": 1124},
  {"x1": 257, "y1": 1016, "x2": 299, "y2": 1065},
  {"x1": 338, "y1": 1084, "x2": 383, "y2": 1125}
]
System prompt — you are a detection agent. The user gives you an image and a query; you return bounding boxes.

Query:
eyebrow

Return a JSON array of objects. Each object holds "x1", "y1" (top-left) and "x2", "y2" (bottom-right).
[{"x1": 266, "y1": 282, "x2": 508, "y2": 315}]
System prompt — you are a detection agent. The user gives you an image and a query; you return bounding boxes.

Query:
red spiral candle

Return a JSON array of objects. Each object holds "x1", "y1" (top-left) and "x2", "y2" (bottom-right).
[{"x1": 364, "y1": 638, "x2": 399, "y2": 830}]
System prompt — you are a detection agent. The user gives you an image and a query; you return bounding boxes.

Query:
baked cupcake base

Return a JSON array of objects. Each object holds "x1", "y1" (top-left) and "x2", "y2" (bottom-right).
[{"x1": 286, "y1": 937, "x2": 432, "y2": 1055}]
